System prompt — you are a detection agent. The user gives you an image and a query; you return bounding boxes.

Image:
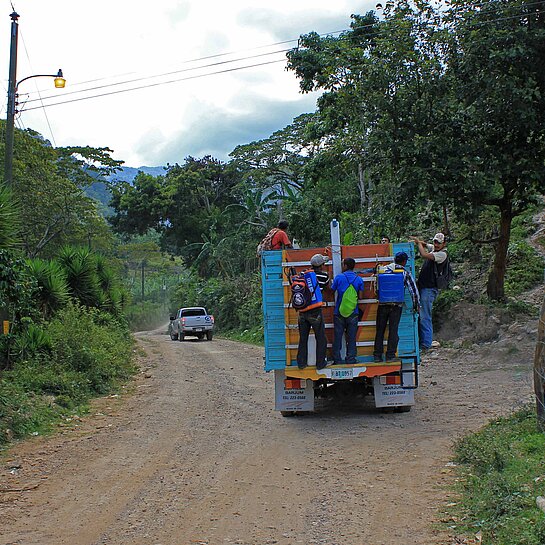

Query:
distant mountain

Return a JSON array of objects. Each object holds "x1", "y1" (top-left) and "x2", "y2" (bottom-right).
[
  {"x1": 106, "y1": 166, "x2": 166, "y2": 184},
  {"x1": 86, "y1": 166, "x2": 165, "y2": 216}
]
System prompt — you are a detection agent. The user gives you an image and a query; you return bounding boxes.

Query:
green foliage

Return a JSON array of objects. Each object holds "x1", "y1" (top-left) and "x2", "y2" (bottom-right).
[
  {"x1": 27, "y1": 258, "x2": 69, "y2": 319},
  {"x1": 450, "y1": 409, "x2": 545, "y2": 545},
  {"x1": 0, "y1": 302, "x2": 135, "y2": 447},
  {"x1": 504, "y1": 241, "x2": 544, "y2": 296},
  {"x1": 170, "y1": 270, "x2": 263, "y2": 333},
  {"x1": 0, "y1": 183, "x2": 20, "y2": 249},
  {"x1": 46, "y1": 303, "x2": 134, "y2": 394},
  {"x1": 13, "y1": 324, "x2": 52, "y2": 360},
  {"x1": 0, "y1": 123, "x2": 119, "y2": 258},
  {"x1": 432, "y1": 288, "x2": 464, "y2": 326}
]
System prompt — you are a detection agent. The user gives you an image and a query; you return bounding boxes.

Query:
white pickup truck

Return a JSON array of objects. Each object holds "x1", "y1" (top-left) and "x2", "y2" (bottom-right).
[{"x1": 168, "y1": 307, "x2": 214, "y2": 341}]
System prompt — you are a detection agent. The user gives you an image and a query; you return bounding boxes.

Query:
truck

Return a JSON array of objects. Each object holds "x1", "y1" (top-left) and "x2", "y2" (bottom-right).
[
  {"x1": 261, "y1": 219, "x2": 419, "y2": 416},
  {"x1": 169, "y1": 307, "x2": 214, "y2": 341}
]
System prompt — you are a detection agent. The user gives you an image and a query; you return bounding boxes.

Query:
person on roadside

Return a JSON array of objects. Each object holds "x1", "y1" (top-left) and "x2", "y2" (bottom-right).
[
  {"x1": 373, "y1": 251, "x2": 420, "y2": 362},
  {"x1": 380, "y1": 235, "x2": 391, "y2": 244},
  {"x1": 410, "y1": 232, "x2": 447, "y2": 350},
  {"x1": 297, "y1": 254, "x2": 330, "y2": 370},
  {"x1": 331, "y1": 257, "x2": 365, "y2": 365},
  {"x1": 270, "y1": 220, "x2": 293, "y2": 250}
]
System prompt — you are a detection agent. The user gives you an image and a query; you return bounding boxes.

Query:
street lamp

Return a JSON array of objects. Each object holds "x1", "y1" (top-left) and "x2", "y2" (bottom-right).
[{"x1": 3, "y1": 12, "x2": 66, "y2": 187}]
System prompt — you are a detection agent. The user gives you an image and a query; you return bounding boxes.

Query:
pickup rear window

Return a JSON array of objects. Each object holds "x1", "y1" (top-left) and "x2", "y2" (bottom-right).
[{"x1": 181, "y1": 308, "x2": 206, "y2": 317}]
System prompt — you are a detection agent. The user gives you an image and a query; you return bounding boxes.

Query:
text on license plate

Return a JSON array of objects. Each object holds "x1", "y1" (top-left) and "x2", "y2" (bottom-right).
[
  {"x1": 194, "y1": 328, "x2": 203, "y2": 332},
  {"x1": 331, "y1": 368, "x2": 352, "y2": 380}
]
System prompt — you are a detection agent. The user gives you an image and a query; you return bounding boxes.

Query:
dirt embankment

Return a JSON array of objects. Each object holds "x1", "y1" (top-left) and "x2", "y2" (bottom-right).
[{"x1": 0, "y1": 322, "x2": 536, "y2": 545}]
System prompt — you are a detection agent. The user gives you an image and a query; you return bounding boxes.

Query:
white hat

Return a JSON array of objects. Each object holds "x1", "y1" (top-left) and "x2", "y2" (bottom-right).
[
  {"x1": 433, "y1": 232, "x2": 445, "y2": 244},
  {"x1": 310, "y1": 254, "x2": 329, "y2": 267}
]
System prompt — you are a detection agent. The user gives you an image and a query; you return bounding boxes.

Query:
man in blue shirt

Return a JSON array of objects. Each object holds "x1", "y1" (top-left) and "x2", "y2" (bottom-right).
[{"x1": 331, "y1": 257, "x2": 365, "y2": 365}]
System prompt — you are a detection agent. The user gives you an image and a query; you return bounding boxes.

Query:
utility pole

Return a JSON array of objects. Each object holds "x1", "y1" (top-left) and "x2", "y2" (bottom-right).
[
  {"x1": 141, "y1": 260, "x2": 145, "y2": 300},
  {"x1": 4, "y1": 11, "x2": 19, "y2": 187}
]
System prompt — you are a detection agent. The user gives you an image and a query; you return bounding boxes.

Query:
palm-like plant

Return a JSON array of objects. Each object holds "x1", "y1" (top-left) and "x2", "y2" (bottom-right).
[
  {"x1": 27, "y1": 258, "x2": 69, "y2": 319},
  {"x1": 0, "y1": 183, "x2": 20, "y2": 250},
  {"x1": 56, "y1": 246, "x2": 101, "y2": 307}
]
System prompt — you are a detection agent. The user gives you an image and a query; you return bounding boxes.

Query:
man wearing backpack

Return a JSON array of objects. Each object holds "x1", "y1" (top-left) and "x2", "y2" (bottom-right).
[
  {"x1": 410, "y1": 232, "x2": 448, "y2": 350},
  {"x1": 331, "y1": 257, "x2": 365, "y2": 365},
  {"x1": 256, "y1": 220, "x2": 293, "y2": 257},
  {"x1": 373, "y1": 251, "x2": 420, "y2": 362},
  {"x1": 296, "y1": 254, "x2": 330, "y2": 370}
]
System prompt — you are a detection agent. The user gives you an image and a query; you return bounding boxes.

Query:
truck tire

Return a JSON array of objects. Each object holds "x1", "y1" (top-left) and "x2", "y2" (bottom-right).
[
  {"x1": 178, "y1": 332, "x2": 185, "y2": 342},
  {"x1": 170, "y1": 331, "x2": 178, "y2": 341},
  {"x1": 206, "y1": 331, "x2": 213, "y2": 341}
]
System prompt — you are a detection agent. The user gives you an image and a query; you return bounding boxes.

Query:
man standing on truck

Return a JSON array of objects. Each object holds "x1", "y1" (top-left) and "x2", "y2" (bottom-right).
[
  {"x1": 410, "y1": 232, "x2": 447, "y2": 350},
  {"x1": 373, "y1": 251, "x2": 420, "y2": 362},
  {"x1": 331, "y1": 257, "x2": 365, "y2": 365},
  {"x1": 297, "y1": 254, "x2": 330, "y2": 370},
  {"x1": 270, "y1": 220, "x2": 293, "y2": 250}
]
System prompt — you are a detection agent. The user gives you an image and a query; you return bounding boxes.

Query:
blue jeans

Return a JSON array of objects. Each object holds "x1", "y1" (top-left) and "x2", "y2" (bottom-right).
[
  {"x1": 332, "y1": 313, "x2": 359, "y2": 364},
  {"x1": 419, "y1": 288, "x2": 438, "y2": 348}
]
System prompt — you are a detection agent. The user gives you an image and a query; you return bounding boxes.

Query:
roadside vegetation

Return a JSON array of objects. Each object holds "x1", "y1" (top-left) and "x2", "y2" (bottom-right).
[{"x1": 448, "y1": 410, "x2": 545, "y2": 545}]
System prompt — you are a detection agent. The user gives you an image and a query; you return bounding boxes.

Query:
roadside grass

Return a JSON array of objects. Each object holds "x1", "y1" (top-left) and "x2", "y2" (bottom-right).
[
  {"x1": 219, "y1": 325, "x2": 264, "y2": 345},
  {"x1": 448, "y1": 409, "x2": 545, "y2": 545},
  {"x1": 0, "y1": 304, "x2": 136, "y2": 450}
]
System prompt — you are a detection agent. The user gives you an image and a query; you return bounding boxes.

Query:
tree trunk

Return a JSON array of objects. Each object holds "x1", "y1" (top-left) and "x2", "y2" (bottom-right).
[
  {"x1": 486, "y1": 204, "x2": 512, "y2": 300},
  {"x1": 357, "y1": 162, "x2": 366, "y2": 211},
  {"x1": 535, "y1": 293, "x2": 545, "y2": 432},
  {"x1": 442, "y1": 204, "x2": 451, "y2": 238}
]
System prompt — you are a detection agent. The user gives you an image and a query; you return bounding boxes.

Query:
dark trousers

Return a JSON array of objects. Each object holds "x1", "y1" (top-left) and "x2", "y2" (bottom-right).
[
  {"x1": 374, "y1": 304, "x2": 402, "y2": 359},
  {"x1": 297, "y1": 307, "x2": 327, "y2": 369},
  {"x1": 332, "y1": 313, "x2": 359, "y2": 364}
]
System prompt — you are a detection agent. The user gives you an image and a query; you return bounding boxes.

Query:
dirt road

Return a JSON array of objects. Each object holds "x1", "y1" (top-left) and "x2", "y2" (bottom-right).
[{"x1": 0, "y1": 327, "x2": 535, "y2": 545}]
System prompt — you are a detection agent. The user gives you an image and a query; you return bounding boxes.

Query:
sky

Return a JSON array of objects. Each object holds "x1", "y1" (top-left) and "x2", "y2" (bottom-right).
[{"x1": 0, "y1": 0, "x2": 376, "y2": 168}]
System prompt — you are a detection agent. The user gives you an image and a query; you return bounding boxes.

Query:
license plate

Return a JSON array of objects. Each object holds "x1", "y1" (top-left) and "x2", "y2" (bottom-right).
[
  {"x1": 194, "y1": 328, "x2": 203, "y2": 332},
  {"x1": 331, "y1": 368, "x2": 353, "y2": 380}
]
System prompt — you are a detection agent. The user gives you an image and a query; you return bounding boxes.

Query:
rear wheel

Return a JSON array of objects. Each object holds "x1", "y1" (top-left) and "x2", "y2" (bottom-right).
[
  {"x1": 170, "y1": 331, "x2": 178, "y2": 341},
  {"x1": 178, "y1": 332, "x2": 185, "y2": 342},
  {"x1": 206, "y1": 331, "x2": 213, "y2": 341}
]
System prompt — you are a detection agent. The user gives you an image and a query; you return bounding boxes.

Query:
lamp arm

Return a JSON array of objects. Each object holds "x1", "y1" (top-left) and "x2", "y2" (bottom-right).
[{"x1": 16, "y1": 73, "x2": 62, "y2": 90}]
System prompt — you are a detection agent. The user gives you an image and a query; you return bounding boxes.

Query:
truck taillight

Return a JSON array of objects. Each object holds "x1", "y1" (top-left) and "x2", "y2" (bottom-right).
[{"x1": 182, "y1": 317, "x2": 186, "y2": 325}]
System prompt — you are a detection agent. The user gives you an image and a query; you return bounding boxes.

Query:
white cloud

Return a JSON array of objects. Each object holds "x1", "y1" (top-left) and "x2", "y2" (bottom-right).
[{"x1": 1, "y1": 0, "x2": 375, "y2": 167}]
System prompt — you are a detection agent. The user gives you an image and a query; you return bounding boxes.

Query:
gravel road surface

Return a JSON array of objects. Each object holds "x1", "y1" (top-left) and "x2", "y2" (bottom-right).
[{"x1": 0, "y1": 328, "x2": 534, "y2": 545}]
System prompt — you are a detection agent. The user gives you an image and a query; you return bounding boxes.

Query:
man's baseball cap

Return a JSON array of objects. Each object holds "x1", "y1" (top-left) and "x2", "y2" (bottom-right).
[
  {"x1": 433, "y1": 232, "x2": 445, "y2": 244},
  {"x1": 310, "y1": 254, "x2": 329, "y2": 267}
]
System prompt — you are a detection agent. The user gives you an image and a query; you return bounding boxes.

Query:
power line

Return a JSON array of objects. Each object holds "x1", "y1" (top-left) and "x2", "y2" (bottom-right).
[
  {"x1": 18, "y1": 3, "x2": 544, "y2": 114},
  {"x1": 24, "y1": 47, "x2": 291, "y2": 105},
  {"x1": 18, "y1": 27, "x2": 57, "y2": 145},
  {"x1": 23, "y1": 59, "x2": 286, "y2": 112}
]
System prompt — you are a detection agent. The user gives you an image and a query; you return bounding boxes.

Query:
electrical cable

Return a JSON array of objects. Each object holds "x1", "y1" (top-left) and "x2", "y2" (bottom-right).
[
  {"x1": 23, "y1": 58, "x2": 286, "y2": 112},
  {"x1": 17, "y1": 3, "x2": 545, "y2": 113},
  {"x1": 24, "y1": 48, "x2": 291, "y2": 104},
  {"x1": 18, "y1": 27, "x2": 57, "y2": 145}
]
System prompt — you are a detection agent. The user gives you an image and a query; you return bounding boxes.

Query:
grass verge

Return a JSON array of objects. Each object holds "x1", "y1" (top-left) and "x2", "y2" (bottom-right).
[{"x1": 447, "y1": 409, "x2": 545, "y2": 545}]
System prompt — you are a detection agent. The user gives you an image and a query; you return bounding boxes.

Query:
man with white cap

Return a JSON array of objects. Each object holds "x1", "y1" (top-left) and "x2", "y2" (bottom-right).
[
  {"x1": 410, "y1": 232, "x2": 448, "y2": 350},
  {"x1": 296, "y1": 254, "x2": 330, "y2": 370}
]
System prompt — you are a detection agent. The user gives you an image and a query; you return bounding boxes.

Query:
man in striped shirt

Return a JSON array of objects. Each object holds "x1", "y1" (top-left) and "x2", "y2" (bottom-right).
[
  {"x1": 373, "y1": 251, "x2": 420, "y2": 362},
  {"x1": 296, "y1": 254, "x2": 330, "y2": 370}
]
